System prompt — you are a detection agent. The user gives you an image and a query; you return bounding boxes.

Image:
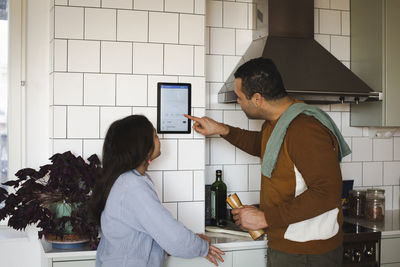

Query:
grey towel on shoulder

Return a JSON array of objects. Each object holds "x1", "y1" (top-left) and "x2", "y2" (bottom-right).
[{"x1": 262, "y1": 103, "x2": 351, "y2": 178}]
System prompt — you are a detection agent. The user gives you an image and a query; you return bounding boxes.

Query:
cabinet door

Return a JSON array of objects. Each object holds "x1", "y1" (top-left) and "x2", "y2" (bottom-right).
[
  {"x1": 381, "y1": 238, "x2": 400, "y2": 264},
  {"x1": 233, "y1": 249, "x2": 267, "y2": 267},
  {"x1": 164, "y1": 252, "x2": 233, "y2": 267},
  {"x1": 53, "y1": 260, "x2": 96, "y2": 267},
  {"x1": 385, "y1": 0, "x2": 400, "y2": 126}
]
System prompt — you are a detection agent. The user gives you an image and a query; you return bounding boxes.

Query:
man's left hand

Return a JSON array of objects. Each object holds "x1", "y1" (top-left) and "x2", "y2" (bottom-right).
[{"x1": 231, "y1": 205, "x2": 268, "y2": 230}]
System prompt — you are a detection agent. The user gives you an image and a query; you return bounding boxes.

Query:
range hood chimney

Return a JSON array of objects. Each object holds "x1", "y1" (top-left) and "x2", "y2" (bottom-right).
[{"x1": 218, "y1": 0, "x2": 381, "y2": 104}]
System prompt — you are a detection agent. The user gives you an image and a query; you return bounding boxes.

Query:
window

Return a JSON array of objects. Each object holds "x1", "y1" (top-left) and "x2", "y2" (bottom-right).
[{"x1": 0, "y1": 0, "x2": 8, "y2": 186}]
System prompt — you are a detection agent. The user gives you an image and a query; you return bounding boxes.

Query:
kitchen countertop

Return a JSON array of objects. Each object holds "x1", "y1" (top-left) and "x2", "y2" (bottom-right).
[
  {"x1": 344, "y1": 209, "x2": 400, "y2": 237},
  {"x1": 41, "y1": 231, "x2": 267, "y2": 258}
]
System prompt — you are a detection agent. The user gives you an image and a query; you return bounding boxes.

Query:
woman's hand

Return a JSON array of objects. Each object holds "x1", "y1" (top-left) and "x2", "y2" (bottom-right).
[
  {"x1": 205, "y1": 245, "x2": 225, "y2": 266},
  {"x1": 196, "y1": 233, "x2": 225, "y2": 266}
]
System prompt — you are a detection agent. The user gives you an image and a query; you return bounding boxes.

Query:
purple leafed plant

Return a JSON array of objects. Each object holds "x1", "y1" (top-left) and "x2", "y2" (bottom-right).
[{"x1": 0, "y1": 151, "x2": 101, "y2": 247}]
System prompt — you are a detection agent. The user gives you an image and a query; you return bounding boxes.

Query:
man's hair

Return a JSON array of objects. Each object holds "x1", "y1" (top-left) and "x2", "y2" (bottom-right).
[{"x1": 234, "y1": 57, "x2": 287, "y2": 100}]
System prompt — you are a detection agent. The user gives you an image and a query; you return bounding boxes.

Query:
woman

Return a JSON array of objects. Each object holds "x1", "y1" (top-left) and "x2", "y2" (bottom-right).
[{"x1": 91, "y1": 115, "x2": 224, "y2": 267}]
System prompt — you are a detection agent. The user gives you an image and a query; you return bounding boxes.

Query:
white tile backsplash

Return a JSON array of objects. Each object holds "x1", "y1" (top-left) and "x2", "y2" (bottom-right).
[
  {"x1": 194, "y1": 171, "x2": 205, "y2": 201},
  {"x1": 163, "y1": 203, "x2": 178, "y2": 220},
  {"x1": 315, "y1": 0, "x2": 330, "y2": 9},
  {"x1": 195, "y1": 0, "x2": 205, "y2": 15},
  {"x1": 165, "y1": 0, "x2": 194, "y2": 13},
  {"x1": 100, "y1": 107, "x2": 132, "y2": 138},
  {"x1": 53, "y1": 106, "x2": 67, "y2": 138},
  {"x1": 164, "y1": 45, "x2": 194, "y2": 75},
  {"x1": 133, "y1": 43, "x2": 164, "y2": 75},
  {"x1": 149, "y1": 139, "x2": 178, "y2": 170},
  {"x1": 67, "y1": 106, "x2": 100, "y2": 138},
  {"x1": 340, "y1": 162, "x2": 362, "y2": 186},
  {"x1": 223, "y1": 1, "x2": 248, "y2": 29},
  {"x1": 236, "y1": 148, "x2": 260, "y2": 164},
  {"x1": 210, "y1": 28, "x2": 235, "y2": 55},
  {"x1": 341, "y1": 11, "x2": 350, "y2": 36},
  {"x1": 373, "y1": 139, "x2": 393, "y2": 161},
  {"x1": 178, "y1": 202, "x2": 204, "y2": 233},
  {"x1": 362, "y1": 162, "x2": 383, "y2": 186},
  {"x1": 223, "y1": 56, "x2": 241, "y2": 81},
  {"x1": 134, "y1": 0, "x2": 164, "y2": 11},
  {"x1": 319, "y1": 9, "x2": 341, "y2": 35},
  {"x1": 235, "y1": 29, "x2": 252, "y2": 56},
  {"x1": 352, "y1": 137, "x2": 373, "y2": 162},
  {"x1": 248, "y1": 164, "x2": 261, "y2": 191},
  {"x1": 164, "y1": 171, "x2": 193, "y2": 201},
  {"x1": 210, "y1": 138, "x2": 235, "y2": 165},
  {"x1": 101, "y1": 42, "x2": 132, "y2": 74},
  {"x1": 54, "y1": 72, "x2": 83, "y2": 105},
  {"x1": 395, "y1": 137, "x2": 400, "y2": 160},
  {"x1": 330, "y1": 36, "x2": 350, "y2": 61},
  {"x1": 178, "y1": 139, "x2": 205, "y2": 170},
  {"x1": 149, "y1": 12, "x2": 179, "y2": 44},
  {"x1": 51, "y1": 0, "x2": 209, "y2": 233},
  {"x1": 102, "y1": 0, "x2": 132, "y2": 9},
  {"x1": 178, "y1": 76, "x2": 206, "y2": 108},
  {"x1": 147, "y1": 75, "x2": 178, "y2": 106},
  {"x1": 69, "y1": 0, "x2": 100, "y2": 7},
  {"x1": 117, "y1": 10, "x2": 148, "y2": 42},
  {"x1": 331, "y1": 0, "x2": 350, "y2": 11},
  {"x1": 116, "y1": 75, "x2": 148, "y2": 106},
  {"x1": 206, "y1": 56, "x2": 223, "y2": 82},
  {"x1": 53, "y1": 139, "x2": 83, "y2": 156},
  {"x1": 194, "y1": 46, "x2": 205, "y2": 76},
  {"x1": 383, "y1": 162, "x2": 400, "y2": 185},
  {"x1": 54, "y1": 6, "x2": 84, "y2": 39},
  {"x1": 224, "y1": 110, "x2": 248, "y2": 129},
  {"x1": 224, "y1": 164, "x2": 248, "y2": 192},
  {"x1": 68, "y1": 40, "x2": 100, "y2": 72},
  {"x1": 83, "y1": 139, "x2": 103, "y2": 160},
  {"x1": 54, "y1": 40, "x2": 67, "y2": 72},
  {"x1": 206, "y1": 1, "x2": 222, "y2": 27},
  {"x1": 85, "y1": 8, "x2": 116, "y2": 41},
  {"x1": 84, "y1": 73, "x2": 115, "y2": 106},
  {"x1": 180, "y1": 14, "x2": 204, "y2": 45}
]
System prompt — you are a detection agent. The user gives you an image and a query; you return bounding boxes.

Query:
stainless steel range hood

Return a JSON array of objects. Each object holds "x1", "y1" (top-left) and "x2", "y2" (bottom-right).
[{"x1": 218, "y1": 0, "x2": 381, "y2": 104}]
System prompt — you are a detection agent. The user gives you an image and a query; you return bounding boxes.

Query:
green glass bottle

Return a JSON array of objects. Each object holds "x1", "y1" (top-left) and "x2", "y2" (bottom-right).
[{"x1": 210, "y1": 170, "x2": 227, "y2": 226}]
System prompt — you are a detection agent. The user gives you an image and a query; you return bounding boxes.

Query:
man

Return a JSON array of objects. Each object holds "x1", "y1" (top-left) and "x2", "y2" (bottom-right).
[{"x1": 185, "y1": 57, "x2": 347, "y2": 267}]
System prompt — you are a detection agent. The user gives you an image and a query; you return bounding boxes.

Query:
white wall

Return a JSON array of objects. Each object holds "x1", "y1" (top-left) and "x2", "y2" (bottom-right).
[
  {"x1": 49, "y1": 0, "x2": 206, "y2": 233},
  {"x1": 205, "y1": 0, "x2": 400, "y2": 210}
]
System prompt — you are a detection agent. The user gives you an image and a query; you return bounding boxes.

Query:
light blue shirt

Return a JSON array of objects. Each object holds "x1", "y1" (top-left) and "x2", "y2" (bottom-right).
[{"x1": 96, "y1": 170, "x2": 209, "y2": 267}]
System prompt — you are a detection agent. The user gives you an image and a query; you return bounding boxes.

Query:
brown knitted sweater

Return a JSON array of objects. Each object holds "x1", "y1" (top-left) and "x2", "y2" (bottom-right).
[{"x1": 223, "y1": 113, "x2": 343, "y2": 254}]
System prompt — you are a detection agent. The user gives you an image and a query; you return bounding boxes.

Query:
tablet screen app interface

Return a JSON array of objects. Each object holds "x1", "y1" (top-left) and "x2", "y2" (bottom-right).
[{"x1": 160, "y1": 84, "x2": 189, "y2": 132}]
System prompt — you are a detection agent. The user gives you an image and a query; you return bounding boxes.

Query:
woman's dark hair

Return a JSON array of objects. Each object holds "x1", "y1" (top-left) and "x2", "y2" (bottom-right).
[
  {"x1": 234, "y1": 57, "x2": 287, "y2": 100},
  {"x1": 90, "y1": 115, "x2": 155, "y2": 224}
]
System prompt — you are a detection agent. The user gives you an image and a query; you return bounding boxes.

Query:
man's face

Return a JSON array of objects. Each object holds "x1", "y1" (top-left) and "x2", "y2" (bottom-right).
[{"x1": 234, "y1": 78, "x2": 259, "y2": 120}]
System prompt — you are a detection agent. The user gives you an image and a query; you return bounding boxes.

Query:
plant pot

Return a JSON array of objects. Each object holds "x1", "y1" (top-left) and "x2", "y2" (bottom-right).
[{"x1": 46, "y1": 202, "x2": 89, "y2": 249}]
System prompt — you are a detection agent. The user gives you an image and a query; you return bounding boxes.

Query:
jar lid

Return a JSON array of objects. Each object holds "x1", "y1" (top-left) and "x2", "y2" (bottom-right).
[
  {"x1": 349, "y1": 189, "x2": 366, "y2": 196},
  {"x1": 366, "y1": 189, "x2": 385, "y2": 193}
]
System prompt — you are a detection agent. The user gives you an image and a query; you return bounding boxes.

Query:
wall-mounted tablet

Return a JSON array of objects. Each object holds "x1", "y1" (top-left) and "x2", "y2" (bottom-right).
[{"x1": 157, "y1": 82, "x2": 191, "y2": 134}]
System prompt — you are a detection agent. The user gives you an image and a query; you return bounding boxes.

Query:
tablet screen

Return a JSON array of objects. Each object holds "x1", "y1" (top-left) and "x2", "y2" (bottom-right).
[{"x1": 157, "y1": 82, "x2": 191, "y2": 134}]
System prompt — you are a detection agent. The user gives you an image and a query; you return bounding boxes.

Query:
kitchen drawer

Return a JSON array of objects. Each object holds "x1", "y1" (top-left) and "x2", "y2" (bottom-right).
[
  {"x1": 382, "y1": 237, "x2": 400, "y2": 264},
  {"x1": 53, "y1": 260, "x2": 96, "y2": 267},
  {"x1": 233, "y1": 248, "x2": 267, "y2": 267},
  {"x1": 164, "y1": 252, "x2": 233, "y2": 267}
]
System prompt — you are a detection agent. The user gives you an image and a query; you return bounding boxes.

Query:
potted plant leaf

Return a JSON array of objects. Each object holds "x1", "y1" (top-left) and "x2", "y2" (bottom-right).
[{"x1": 0, "y1": 151, "x2": 101, "y2": 249}]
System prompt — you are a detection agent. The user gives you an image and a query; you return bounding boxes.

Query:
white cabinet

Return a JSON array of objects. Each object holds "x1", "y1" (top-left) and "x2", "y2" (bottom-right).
[
  {"x1": 164, "y1": 248, "x2": 267, "y2": 267},
  {"x1": 381, "y1": 236, "x2": 400, "y2": 266},
  {"x1": 233, "y1": 249, "x2": 267, "y2": 267},
  {"x1": 53, "y1": 261, "x2": 96, "y2": 267}
]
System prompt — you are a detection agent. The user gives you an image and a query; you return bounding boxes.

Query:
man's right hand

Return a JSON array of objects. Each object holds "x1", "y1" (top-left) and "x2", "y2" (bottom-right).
[{"x1": 184, "y1": 114, "x2": 230, "y2": 136}]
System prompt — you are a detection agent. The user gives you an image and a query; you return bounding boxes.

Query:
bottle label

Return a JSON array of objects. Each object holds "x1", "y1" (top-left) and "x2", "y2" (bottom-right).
[{"x1": 211, "y1": 191, "x2": 216, "y2": 219}]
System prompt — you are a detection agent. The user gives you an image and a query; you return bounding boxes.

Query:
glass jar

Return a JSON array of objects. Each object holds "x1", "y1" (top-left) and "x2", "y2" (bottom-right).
[
  {"x1": 366, "y1": 189, "x2": 385, "y2": 221},
  {"x1": 348, "y1": 190, "x2": 366, "y2": 218}
]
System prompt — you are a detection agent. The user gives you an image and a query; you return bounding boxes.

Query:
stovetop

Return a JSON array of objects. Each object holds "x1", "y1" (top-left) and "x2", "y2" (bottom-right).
[{"x1": 342, "y1": 221, "x2": 379, "y2": 234}]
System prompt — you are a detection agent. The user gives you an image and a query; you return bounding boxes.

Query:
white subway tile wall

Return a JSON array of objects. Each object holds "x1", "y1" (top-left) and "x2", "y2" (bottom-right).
[
  {"x1": 205, "y1": 0, "x2": 399, "y2": 210},
  {"x1": 51, "y1": 0, "x2": 206, "y2": 232},
  {"x1": 49, "y1": 1, "x2": 400, "y2": 238}
]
